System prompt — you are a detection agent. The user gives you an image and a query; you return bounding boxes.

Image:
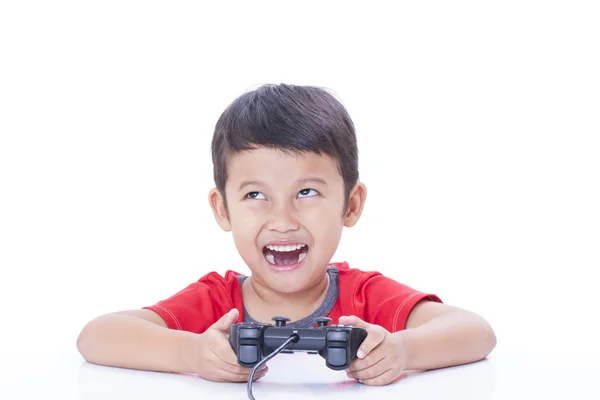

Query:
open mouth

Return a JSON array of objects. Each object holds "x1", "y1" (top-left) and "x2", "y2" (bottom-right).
[{"x1": 262, "y1": 243, "x2": 309, "y2": 267}]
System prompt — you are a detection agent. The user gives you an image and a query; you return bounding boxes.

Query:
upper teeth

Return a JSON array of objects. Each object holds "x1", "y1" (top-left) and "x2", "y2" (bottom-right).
[{"x1": 266, "y1": 244, "x2": 307, "y2": 252}]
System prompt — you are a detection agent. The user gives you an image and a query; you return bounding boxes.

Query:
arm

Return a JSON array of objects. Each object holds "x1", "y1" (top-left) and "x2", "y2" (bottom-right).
[
  {"x1": 399, "y1": 301, "x2": 496, "y2": 370},
  {"x1": 76, "y1": 308, "x2": 267, "y2": 382},
  {"x1": 76, "y1": 309, "x2": 196, "y2": 373},
  {"x1": 341, "y1": 301, "x2": 496, "y2": 385}
]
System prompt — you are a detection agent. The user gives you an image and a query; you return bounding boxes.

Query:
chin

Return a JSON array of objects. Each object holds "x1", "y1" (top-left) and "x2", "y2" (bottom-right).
[
  {"x1": 266, "y1": 267, "x2": 327, "y2": 295},
  {"x1": 263, "y1": 274, "x2": 310, "y2": 294}
]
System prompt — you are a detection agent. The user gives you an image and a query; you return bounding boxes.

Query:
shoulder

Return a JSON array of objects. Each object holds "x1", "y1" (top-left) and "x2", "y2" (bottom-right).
[
  {"x1": 181, "y1": 269, "x2": 246, "y2": 302},
  {"x1": 143, "y1": 269, "x2": 245, "y2": 333},
  {"x1": 200, "y1": 269, "x2": 245, "y2": 288},
  {"x1": 330, "y1": 260, "x2": 392, "y2": 308},
  {"x1": 162, "y1": 269, "x2": 244, "y2": 298},
  {"x1": 330, "y1": 261, "x2": 441, "y2": 332},
  {"x1": 330, "y1": 261, "x2": 387, "y2": 288},
  {"x1": 332, "y1": 260, "x2": 438, "y2": 301}
]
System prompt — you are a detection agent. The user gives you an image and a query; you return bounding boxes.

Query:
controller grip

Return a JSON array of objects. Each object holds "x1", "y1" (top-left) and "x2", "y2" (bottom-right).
[
  {"x1": 323, "y1": 327, "x2": 367, "y2": 370},
  {"x1": 230, "y1": 323, "x2": 266, "y2": 368}
]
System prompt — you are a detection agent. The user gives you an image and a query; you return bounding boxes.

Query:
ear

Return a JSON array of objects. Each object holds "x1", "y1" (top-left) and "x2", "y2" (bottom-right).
[
  {"x1": 208, "y1": 188, "x2": 231, "y2": 232},
  {"x1": 343, "y1": 182, "x2": 367, "y2": 227}
]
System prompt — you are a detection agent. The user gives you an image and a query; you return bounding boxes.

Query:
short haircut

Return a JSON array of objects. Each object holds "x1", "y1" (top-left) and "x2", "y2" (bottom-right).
[{"x1": 211, "y1": 83, "x2": 359, "y2": 210}]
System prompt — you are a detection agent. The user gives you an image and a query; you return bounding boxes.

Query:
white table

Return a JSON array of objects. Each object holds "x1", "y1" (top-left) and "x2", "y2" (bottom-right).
[{"x1": 1, "y1": 349, "x2": 599, "y2": 399}]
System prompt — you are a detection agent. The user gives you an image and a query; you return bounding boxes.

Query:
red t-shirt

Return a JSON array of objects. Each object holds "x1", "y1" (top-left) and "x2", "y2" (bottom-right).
[{"x1": 144, "y1": 261, "x2": 442, "y2": 333}]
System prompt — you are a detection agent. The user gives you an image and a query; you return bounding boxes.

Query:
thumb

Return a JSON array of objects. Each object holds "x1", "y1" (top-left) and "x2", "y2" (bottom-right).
[
  {"x1": 210, "y1": 308, "x2": 239, "y2": 332},
  {"x1": 339, "y1": 315, "x2": 371, "y2": 329}
]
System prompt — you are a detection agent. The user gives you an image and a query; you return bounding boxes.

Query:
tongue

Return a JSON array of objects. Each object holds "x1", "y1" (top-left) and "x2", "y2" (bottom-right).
[{"x1": 269, "y1": 248, "x2": 303, "y2": 266}]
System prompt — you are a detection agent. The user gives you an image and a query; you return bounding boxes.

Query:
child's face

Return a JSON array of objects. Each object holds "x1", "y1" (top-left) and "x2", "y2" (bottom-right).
[{"x1": 209, "y1": 147, "x2": 366, "y2": 294}]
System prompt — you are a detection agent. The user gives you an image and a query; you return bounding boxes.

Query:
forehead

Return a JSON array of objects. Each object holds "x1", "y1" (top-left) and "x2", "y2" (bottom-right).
[{"x1": 226, "y1": 147, "x2": 341, "y2": 187}]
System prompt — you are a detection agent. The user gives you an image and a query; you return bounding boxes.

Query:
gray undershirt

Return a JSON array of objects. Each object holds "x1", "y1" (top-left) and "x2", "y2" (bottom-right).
[{"x1": 236, "y1": 265, "x2": 339, "y2": 328}]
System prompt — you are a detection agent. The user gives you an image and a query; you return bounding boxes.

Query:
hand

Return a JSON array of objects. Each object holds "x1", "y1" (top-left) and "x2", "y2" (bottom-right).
[
  {"x1": 339, "y1": 315, "x2": 408, "y2": 386},
  {"x1": 189, "y1": 309, "x2": 268, "y2": 382}
]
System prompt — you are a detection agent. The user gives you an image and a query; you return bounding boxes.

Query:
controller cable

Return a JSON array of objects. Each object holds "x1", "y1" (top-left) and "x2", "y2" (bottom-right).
[{"x1": 247, "y1": 334, "x2": 299, "y2": 400}]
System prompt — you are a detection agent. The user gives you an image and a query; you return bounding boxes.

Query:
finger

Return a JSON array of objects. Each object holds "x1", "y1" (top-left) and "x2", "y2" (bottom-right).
[
  {"x1": 360, "y1": 368, "x2": 399, "y2": 386},
  {"x1": 210, "y1": 309, "x2": 239, "y2": 333},
  {"x1": 215, "y1": 335, "x2": 250, "y2": 368},
  {"x1": 352, "y1": 357, "x2": 389, "y2": 381},
  {"x1": 211, "y1": 348, "x2": 269, "y2": 377},
  {"x1": 212, "y1": 364, "x2": 268, "y2": 383},
  {"x1": 252, "y1": 366, "x2": 269, "y2": 381},
  {"x1": 213, "y1": 338, "x2": 270, "y2": 375},
  {"x1": 212, "y1": 348, "x2": 259, "y2": 375},
  {"x1": 339, "y1": 315, "x2": 371, "y2": 329},
  {"x1": 347, "y1": 345, "x2": 386, "y2": 373},
  {"x1": 355, "y1": 325, "x2": 386, "y2": 359}
]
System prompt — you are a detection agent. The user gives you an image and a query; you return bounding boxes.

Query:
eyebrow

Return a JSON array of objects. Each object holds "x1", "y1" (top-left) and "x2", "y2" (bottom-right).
[{"x1": 238, "y1": 178, "x2": 328, "y2": 191}]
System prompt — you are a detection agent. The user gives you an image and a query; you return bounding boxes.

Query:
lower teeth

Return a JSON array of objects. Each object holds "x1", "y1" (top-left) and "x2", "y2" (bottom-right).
[
  {"x1": 298, "y1": 251, "x2": 307, "y2": 262},
  {"x1": 265, "y1": 250, "x2": 308, "y2": 265}
]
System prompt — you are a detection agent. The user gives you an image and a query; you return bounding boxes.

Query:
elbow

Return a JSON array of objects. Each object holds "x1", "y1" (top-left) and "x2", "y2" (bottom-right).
[
  {"x1": 76, "y1": 326, "x2": 90, "y2": 360},
  {"x1": 76, "y1": 320, "x2": 98, "y2": 362},
  {"x1": 461, "y1": 311, "x2": 497, "y2": 361},
  {"x1": 479, "y1": 318, "x2": 497, "y2": 359}
]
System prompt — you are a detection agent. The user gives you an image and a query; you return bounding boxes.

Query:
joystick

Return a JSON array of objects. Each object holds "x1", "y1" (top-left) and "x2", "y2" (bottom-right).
[
  {"x1": 272, "y1": 316, "x2": 291, "y2": 327},
  {"x1": 314, "y1": 317, "x2": 332, "y2": 327},
  {"x1": 229, "y1": 316, "x2": 367, "y2": 371}
]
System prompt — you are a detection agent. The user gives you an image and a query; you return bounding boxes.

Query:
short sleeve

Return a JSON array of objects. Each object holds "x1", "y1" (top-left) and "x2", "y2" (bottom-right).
[
  {"x1": 143, "y1": 271, "x2": 243, "y2": 334},
  {"x1": 353, "y1": 272, "x2": 442, "y2": 332}
]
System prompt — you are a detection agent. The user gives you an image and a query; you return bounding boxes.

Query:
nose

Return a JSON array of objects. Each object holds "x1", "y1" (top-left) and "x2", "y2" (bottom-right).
[{"x1": 267, "y1": 201, "x2": 300, "y2": 233}]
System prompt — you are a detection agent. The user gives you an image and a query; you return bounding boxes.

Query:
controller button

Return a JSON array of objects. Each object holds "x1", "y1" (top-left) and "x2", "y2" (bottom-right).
[
  {"x1": 327, "y1": 348, "x2": 347, "y2": 366},
  {"x1": 315, "y1": 317, "x2": 332, "y2": 327},
  {"x1": 239, "y1": 345, "x2": 259, "y2": 364},
  {"x1": 240, "y1": 328, "x2": 260, "y2": 339},
  {"x1": 272, "y1": 316, "x2": 291, "y2": 327},
  {"x1": 327, "y1": 331, "x2": 347, "y2": 342}
]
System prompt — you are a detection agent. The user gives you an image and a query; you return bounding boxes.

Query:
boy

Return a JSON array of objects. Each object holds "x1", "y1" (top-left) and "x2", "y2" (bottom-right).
[{"x1": 77, "y1": 84, "x2": 496, "y2": 386}]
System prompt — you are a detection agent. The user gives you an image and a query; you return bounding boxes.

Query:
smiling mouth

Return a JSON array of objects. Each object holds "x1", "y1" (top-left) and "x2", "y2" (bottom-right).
[{"x1": 263, "y1": 244, "x2": 309, "y2": 266}]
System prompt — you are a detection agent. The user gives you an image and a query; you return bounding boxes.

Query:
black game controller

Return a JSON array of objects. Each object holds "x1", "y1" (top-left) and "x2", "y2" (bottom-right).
[{"x1": 229, "y1": 316, "x2": 367, "y2": 371}]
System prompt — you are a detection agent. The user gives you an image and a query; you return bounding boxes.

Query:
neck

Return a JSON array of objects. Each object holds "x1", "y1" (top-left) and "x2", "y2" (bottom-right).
[{"x1": 245, "y1": 271, "x2": 330, "y2": 323}]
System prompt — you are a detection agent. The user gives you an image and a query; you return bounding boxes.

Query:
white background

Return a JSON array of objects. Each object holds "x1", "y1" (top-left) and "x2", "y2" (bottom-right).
[{"x1": 1, "y1": 1, "x2": 598, "y2": 359}]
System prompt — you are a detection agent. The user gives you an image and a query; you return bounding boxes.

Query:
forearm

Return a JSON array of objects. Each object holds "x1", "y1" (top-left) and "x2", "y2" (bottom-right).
[
  {"x1": 397, "y1": 311, "x2": 496, "y2": 371},
  {"x1": 76, "y1": 314, "x2": 197, "y2": 373}
]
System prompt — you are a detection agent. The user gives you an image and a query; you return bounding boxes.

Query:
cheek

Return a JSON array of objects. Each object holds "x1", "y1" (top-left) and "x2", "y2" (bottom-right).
[
  {"x1": 230, "y1": 206, "x2": 264, "y2": 244},
  {"x1": 303, "y1": 202, "x2": 344, "y2": 244}
]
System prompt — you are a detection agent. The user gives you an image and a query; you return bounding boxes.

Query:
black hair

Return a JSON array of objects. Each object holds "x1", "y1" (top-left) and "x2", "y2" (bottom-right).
[{"x1": 211, "y1": 83, "x2": 359, "y2": 210}]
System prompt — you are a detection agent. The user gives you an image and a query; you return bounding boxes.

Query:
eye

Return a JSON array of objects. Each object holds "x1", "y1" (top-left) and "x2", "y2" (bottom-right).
[
  {"x1": 246, "y1": 191, "x2": 266, "y2": 200},
  {"x1": 298, "y1": 188, "x2": 318, "y2": 198}
]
